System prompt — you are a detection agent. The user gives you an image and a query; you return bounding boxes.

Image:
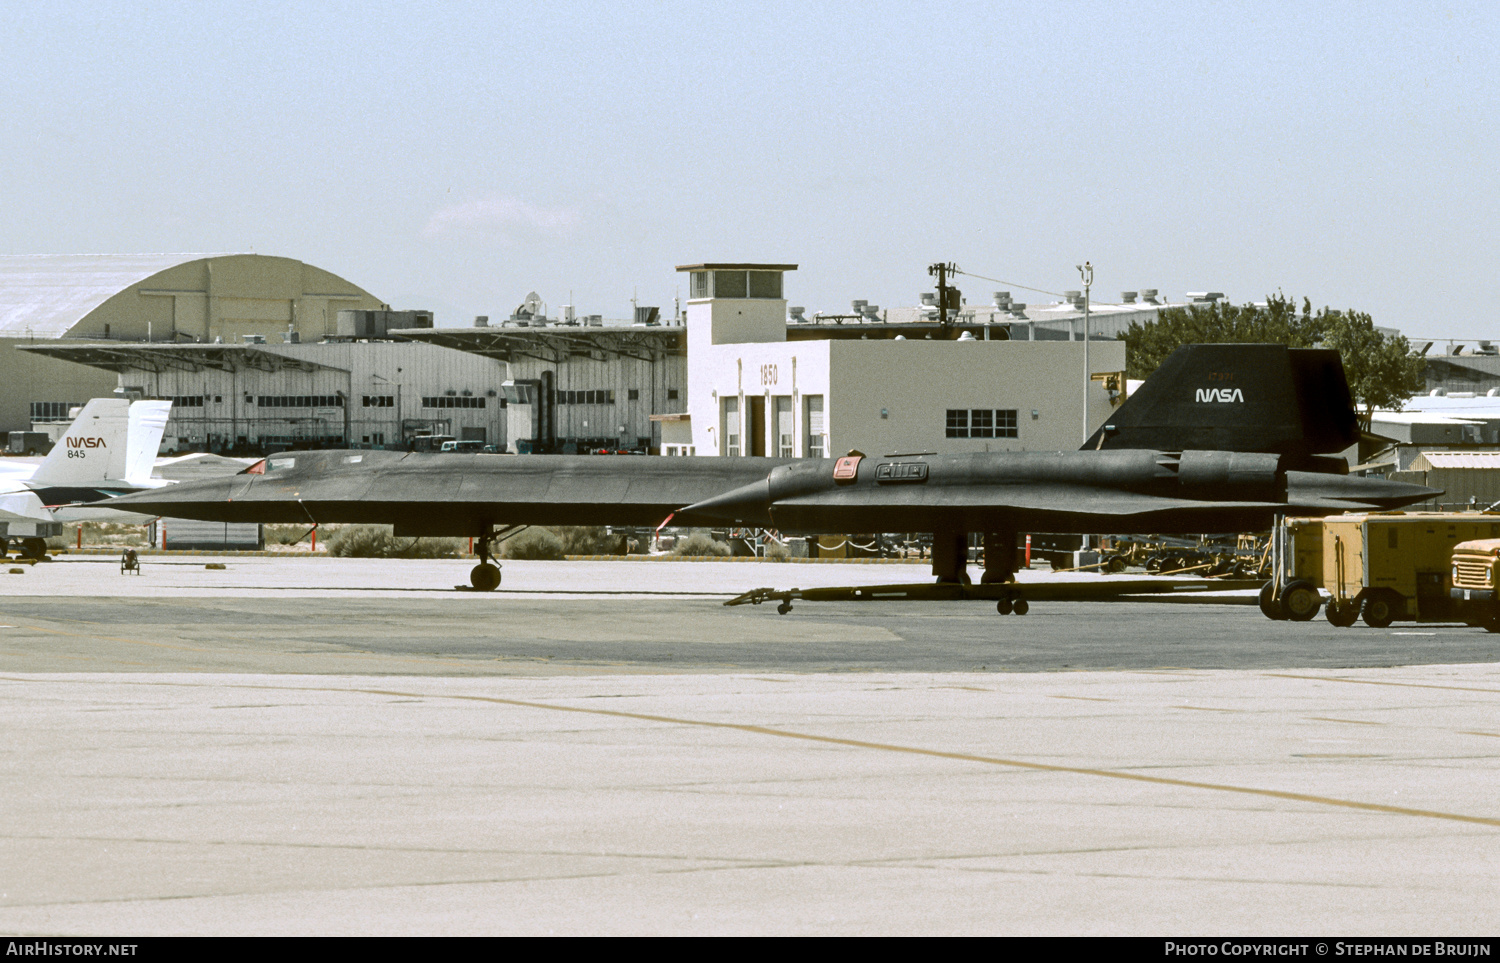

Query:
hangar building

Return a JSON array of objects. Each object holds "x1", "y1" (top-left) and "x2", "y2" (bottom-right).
[
  {"x1": 0, "y1": 253, "x2": 384, "y2": 434},
  {"x1": 28, "y1": 337, "x2": 508, "y2": 453},
  {"x1": 26, "y1": 256, "x2": 1140, "y2": 458}
]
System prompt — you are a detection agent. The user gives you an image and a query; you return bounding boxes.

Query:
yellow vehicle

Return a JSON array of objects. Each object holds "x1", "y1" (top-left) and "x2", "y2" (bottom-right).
[
  {"x1": 1263, "y1": 512, "x2": 1500, "y2": 627},
  {"x1": 1448, "y1": 538, "x2": 1500, "y2": 632}
]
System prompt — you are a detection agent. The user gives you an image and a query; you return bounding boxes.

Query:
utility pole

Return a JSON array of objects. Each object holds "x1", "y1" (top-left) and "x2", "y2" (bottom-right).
[
  {"x1": 1077, "y1": 261, "x2": 1093, "y2": 444},
  {"x1": 929, "y1": 262, "x2": 959, "y2": 331}
]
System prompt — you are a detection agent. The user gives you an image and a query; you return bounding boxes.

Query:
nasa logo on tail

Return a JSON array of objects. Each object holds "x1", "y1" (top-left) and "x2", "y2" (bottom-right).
[
  {"x1": 67, "y1": 436, "x2": 107, "y2": 448},
  {"x1": 1195, "y1": 388, "x2": 1244, "y2": 403}
]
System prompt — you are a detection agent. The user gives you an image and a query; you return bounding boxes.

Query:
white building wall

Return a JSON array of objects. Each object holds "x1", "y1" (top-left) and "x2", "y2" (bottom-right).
[
  {"x1": 688, "y1": 299, "x2": 1126, "y2": 457},
  {"x1": 827, "y1": 340, "x2": 1125, "y2": 455}
]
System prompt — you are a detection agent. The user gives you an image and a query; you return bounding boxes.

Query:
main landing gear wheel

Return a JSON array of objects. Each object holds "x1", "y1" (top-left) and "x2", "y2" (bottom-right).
[
  {"x1": 470, "y1": 562, "x2": 501, "y2": 592},
  {"x1": 17, "y1": 538, "x2": 47, "y2": 562},
  {"x1": 996, "y1": 593, "x2": 1028, "y2": 616},
  {"x1": 776, "y1": 601, "x2": 792, "y2": 615}
]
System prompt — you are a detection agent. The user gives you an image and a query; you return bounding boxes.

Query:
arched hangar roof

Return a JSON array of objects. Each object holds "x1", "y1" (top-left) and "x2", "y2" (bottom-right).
[
  {"x1": 0, "y1": 253, "x2": 380, "y2": 339},
  {"x1": 0, "y1": 254, "x2": 232, "y2": 338}
]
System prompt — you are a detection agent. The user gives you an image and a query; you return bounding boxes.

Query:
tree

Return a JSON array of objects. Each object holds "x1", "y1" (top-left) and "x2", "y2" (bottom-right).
[{"x1": 1118, "y1": 294, "x2": 1425, "y2": 426}]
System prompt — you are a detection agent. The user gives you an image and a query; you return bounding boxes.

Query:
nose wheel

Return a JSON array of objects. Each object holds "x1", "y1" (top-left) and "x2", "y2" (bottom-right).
[
  {"x1": 469, "y1": 525, "x2": 502, "y2": 591},
  {"x1": 996, "y1": 592, "x2": 1028, "y2": 616},
  {"x1": 470, "y1": 562, "x2": 501, "y2": 591}
]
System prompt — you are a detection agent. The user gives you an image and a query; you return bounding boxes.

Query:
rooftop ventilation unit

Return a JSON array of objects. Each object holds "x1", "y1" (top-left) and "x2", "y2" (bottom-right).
[
  {"x1": 474, "y1": 315, "x2": 489, "y2": 327},
  {"x1": 851, "y1": 299, "x2": 868, "y2": 313},
  {"x1": 1478, "y1": 341, "x2": 1497, "y2": 356},
  {"x1": 860, "y1": 304, "x2": 880, "y2": 319},
  {"x1": 1186, "y1": 291, "x2": 1225, "y2": 303},
  {"x1": 1140, "y1": 289, "x2": 1160, "y2": 304},
  {"x1": 1121, "y1": 291, "x2": 1138, "y2": 304},
  {"x1": 993, "y1": 291, "x2": 1011, "y2": 308},
  {"x1": 920, "y1": 293, "x2": 937, "y2": 306},
  {"x1": 789, "y1": 306, "x2": 808, "y2": 323}
]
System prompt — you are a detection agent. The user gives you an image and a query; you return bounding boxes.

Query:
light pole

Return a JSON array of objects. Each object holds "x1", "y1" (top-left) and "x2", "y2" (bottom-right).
[{"x1": 1077, "y1": 261, "x2": 1093, "y2": 444}]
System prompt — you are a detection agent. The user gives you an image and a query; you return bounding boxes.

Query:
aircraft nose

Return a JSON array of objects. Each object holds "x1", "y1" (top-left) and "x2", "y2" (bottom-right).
[{"x1": 678, "y1": 479, "x2": 773, "y2": 526}]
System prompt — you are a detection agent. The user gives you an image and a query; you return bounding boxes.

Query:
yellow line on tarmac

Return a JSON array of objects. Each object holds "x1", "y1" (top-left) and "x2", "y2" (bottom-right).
[
  {"x1": 9, "y1": 675, "x2": 1500, "y2": 829},
  {"x1": 1265, "y1": 672, "x2": 1500, "y2": 695},
  {"x1": 331, "y1": 685, "x2": 1500, "y2": 830},
  {"x1": 2, "y1": 622, "x2": 211, "y2": 653}
]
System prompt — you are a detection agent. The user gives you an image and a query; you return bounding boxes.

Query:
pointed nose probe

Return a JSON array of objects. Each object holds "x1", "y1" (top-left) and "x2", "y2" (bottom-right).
[{"x1": 679, "y1": 479, "x2": 774, "y2": 525}]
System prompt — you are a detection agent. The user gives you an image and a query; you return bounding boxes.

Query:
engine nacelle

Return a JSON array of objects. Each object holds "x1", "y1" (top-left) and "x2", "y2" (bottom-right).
[{"x1": 1176, "y1": 450, "x2": 1282, "y2": 498}]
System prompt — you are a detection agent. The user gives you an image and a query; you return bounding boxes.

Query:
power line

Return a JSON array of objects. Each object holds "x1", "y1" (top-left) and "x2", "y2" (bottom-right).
[{"x1": 950, "y1": 268, "x2": 1133, "y2": 308}]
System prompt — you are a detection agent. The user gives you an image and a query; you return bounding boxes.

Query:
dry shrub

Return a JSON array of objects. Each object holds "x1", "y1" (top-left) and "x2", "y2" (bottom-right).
[
  {"x1": 499, "y1": 527, "x2": 565, "y2": 560},
  {"x1": 265, "y1": 523, "x2": 318, "y2": 546},
  {"x1": 671, "y1": 531, "x2": 730, "y2": 557},
  {"x1": 71, "y1": 522, "x2": 150, "y2": 547},
  {"x1": 554, "y1": 526, "x2": 627, "y2": 556},
  {"x1": 326, "y1": 525, "x2": 462, "y2": 558}
]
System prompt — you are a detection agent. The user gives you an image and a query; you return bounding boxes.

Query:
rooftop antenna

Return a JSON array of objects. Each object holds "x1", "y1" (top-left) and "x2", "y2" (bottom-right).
[{"x1": 1077, "y1": 261, "x2": 1093, "y2": 444}]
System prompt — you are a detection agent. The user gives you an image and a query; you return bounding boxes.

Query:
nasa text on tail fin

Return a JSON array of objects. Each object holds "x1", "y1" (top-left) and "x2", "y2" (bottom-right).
[
  {"x1": 28, "y1": 398, "x2": 132, "y2": 487},
  {"x1": 1084, "y1": 343, "x2": 1358, "y2": 467}
]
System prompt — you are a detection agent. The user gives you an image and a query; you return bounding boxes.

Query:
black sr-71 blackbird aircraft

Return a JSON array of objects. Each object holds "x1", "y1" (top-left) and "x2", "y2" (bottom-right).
[{"x1": 101, "y1": 344, "x2": 1438, "y2": 593}]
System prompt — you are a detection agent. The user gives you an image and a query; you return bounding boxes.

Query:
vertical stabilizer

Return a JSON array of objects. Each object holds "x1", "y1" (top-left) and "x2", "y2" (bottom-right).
[
  {"x1": 29, "y1": 399, "x2": 132, "y2": 486},
  {"x1": 1084, "y1": 344, "x2": 1358, "y2": 462},
  {"x1": 125, "y1": 401, "x2": 172, "y2": 485}
]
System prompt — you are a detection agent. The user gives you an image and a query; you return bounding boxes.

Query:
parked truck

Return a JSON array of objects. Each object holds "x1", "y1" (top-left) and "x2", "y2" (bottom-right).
[
  {"x1": 1447, "y1": 538, "x2": 1500, "y2": 631},
  {"x1": 1262, "y1": 512, "x2": 1500, "y2": 627}
]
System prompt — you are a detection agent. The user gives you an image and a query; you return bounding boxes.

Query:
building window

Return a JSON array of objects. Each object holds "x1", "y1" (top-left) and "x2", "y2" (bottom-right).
[
  {"x1": 774, "y1": 395, "x2": 794, "y2": 457},
  {"x1": 421, "y1": 396, "x2": 486, "y2": 409},
  {"x1": 804, "y1": 395, "x2": 825, "y2": 457},
  {"x1": 713, "y1": 270, "x2": 748, "y2": 298},
  {"x1": 153, "y1": 396, "x2": 204, "y2": 408},
  {"x1": 257, "y1": 395, "x2": 344, "y2": 408},
  {"x1": 627, "y1": 389, "x2": 640, "y2": 401},
  {"x1": 30, "y1": 401, "x2": 80, "y2": 422},
  {"x1": 723, "y1": 396, "x2": 740, "y2": 456},
  {"x1": 947, "y1": 408, "x2": 1018, "y2": 439},
  {"x1": 667, "y1": 388, "x2": 679, "y2": 400},
  {"x1": 362, "y1": 395, "x2": 394, "y2": 408},
  {"x1": 749, "y1": 271, "x2": 782, "y2": 299},
  {"x1": 693, "y1": 270, "x2": 782, "y2": 299},
  {"x1": 557, "y1": 390, "x2": 615, "y2": 405}
]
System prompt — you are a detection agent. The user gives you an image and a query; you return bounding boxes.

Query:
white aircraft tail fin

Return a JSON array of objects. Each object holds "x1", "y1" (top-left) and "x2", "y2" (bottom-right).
[
  {"x1": 29, "y1": 399, "x2": 131, "y2": 486},
  {"x1": 125, "y1": 400, "x2": 172, "y2": 485}
]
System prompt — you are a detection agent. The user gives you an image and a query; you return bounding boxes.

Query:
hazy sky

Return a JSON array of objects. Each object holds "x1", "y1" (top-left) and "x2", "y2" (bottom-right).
[{"x1": 2, "y1": 1, "x2": 1495, "y2": 337}]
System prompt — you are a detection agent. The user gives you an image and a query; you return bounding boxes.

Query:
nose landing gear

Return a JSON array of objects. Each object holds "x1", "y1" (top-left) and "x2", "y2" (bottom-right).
[{"x1": 469, "y1": 524, "x2": 502, "y2": 591}]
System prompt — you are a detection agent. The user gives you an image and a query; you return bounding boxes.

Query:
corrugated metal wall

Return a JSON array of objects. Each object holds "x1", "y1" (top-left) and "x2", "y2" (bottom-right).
[
  {"x1": 134, "y1": 342, "x2": 508, "y2": 452},
  {"x1": 507, "y1": 353, "x2": 686, "y2": 448},
  {"x1": 1390, "y1": 467, "x2": 1500, "y2": 511}
]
